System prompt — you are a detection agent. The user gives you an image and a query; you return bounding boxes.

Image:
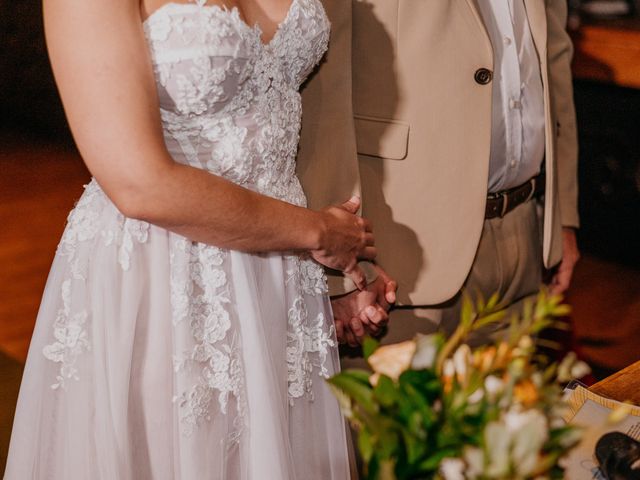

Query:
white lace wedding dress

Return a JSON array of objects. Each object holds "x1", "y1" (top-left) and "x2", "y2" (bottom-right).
[{"x1": 5, "y1": 1, "x2": 351, "y2": 478}]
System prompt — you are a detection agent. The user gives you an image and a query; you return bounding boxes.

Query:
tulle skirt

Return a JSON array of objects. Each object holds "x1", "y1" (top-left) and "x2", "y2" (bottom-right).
[{"x1": 5, "y1": 180, "x2": 351, "y2": 479}]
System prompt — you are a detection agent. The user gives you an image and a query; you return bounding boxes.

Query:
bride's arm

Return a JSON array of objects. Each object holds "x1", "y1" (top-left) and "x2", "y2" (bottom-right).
[{"x1": 43, "y1": 0, "x2": 375, "y2": 286}]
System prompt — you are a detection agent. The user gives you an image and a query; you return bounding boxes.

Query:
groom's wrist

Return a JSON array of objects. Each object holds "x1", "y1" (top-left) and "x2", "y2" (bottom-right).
[{"x1": 326, "y1": 261, "x2": 378, "y2": 297}]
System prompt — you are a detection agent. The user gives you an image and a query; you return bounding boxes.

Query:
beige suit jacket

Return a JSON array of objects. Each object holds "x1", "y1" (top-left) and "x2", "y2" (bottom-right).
[{"x1": 297, "y1": 0, "x2": 579, "y2": 306}]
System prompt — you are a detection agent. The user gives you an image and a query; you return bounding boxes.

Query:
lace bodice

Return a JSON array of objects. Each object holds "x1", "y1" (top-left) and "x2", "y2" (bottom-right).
[{"x1": 143, "y1": 0, "x2": 330, "y2": 206}]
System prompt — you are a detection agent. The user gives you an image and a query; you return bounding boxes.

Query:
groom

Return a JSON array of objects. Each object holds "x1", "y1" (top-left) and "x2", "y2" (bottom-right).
[{"x1": 297, "y1": 0, "x2": 580, "y2": 351}]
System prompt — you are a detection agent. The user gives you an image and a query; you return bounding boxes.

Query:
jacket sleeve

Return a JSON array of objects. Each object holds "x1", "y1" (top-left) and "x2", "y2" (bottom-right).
[
  {"x1": 546, "y1": 0, "x2": 580, "y2": 228},
  {"x1": 297, "y1": 0, "x2": 376, "y2": 296}
]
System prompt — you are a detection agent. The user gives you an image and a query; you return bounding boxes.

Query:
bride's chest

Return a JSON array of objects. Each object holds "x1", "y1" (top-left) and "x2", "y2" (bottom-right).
[{"x1": 143, "y1": 0, "x2": 330, "y2": 116}]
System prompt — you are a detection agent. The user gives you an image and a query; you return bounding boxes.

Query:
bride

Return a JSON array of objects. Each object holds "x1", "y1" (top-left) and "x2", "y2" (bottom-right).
[{"x1": 4, "y1": 0, "x2": 374, "y2": 478}]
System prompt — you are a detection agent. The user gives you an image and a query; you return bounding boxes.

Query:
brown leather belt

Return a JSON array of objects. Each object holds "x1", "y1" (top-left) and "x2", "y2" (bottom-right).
[{"x1": 485, "y1": 172, "x2": 545, "y2": 219}]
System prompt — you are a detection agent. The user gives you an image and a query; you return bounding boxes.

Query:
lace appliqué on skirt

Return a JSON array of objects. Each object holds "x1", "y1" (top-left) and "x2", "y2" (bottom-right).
[
  {"x1": 42, "y1": 279, "x2": 91, "y2": 390},
  {"x1": 43, "y1": 181, "x2": 150, "y2": 389},
  {"x1": 286, "y1": 257, "x2": 335, "y2": 404},
  {"x1": 170, "y1": 238, "x2": 246, "y2": 437}
]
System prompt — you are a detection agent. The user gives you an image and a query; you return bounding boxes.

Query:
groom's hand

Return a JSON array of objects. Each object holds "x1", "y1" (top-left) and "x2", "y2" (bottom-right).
[
  {"x1": 331, "y1": 266, "x2": 397, "y2": 346},
  {"x1": 549, "y1": 227, "x2": 580, "y2": 295}
]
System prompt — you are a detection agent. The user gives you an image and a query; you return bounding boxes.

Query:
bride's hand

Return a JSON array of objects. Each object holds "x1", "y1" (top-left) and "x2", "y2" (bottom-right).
[{"x1": 311, "y1": 196, "x2": 376, "y2": 290}]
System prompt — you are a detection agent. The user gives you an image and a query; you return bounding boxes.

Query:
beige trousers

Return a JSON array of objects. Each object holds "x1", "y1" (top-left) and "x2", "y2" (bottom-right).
[{"x1": 341, "y1": 197, "x2": 544, "y2": 369}]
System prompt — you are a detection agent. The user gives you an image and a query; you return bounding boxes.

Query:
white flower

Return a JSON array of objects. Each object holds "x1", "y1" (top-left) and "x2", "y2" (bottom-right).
[
  {"x1": 411, "y1": 334, "x2": 438, "y2": 370},
  {"x1": 481, "y1": 408, "x2": 549, "y2": 478},
  {"x1": 453, "y1": 344, "x2": 472, "y2": 383},
  {"x1": 557, "y1": 352, "x2": 576, "y2": 382},
  {"x1": 484, "y1": 375, "x2": 504, "y2": 401},
  {"x1": 367, "y1": 341, "x2": 416, "y2": 380},
  {"x1": 443, "y1": 359, "x2": 455, "y2": 379},
  {"x1": 557, "y1": 352, "x2": 590, "y2": 382},
  {"x1": 439, "y1": 458, "x2": 465, "y2": 480},
  {"x1": 468, "y1": 388, "x2": 484, "y2": 404},
  {"x1": 464, "y1": 447, "x2": 484, "y2": 479},
  {"x1": 571, "y1": 360, "x2": 591, "y2": 380},
  {"x1": 505, "y1": 409, "x2": 549, "y2": 477},
  {"x1": 484, "y1": 421, "x2": 511, "y2": 477}
]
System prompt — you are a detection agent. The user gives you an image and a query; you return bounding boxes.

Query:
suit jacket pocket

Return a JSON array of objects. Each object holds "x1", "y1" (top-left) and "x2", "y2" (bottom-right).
[{"x1": 354, "y1": 115, "x2": 410, "y2": 160}]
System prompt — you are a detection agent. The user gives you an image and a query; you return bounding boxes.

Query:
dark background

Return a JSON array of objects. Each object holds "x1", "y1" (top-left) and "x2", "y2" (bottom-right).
[{"x1": 0, "y1": 0, "x2": 68, "y2": 138}]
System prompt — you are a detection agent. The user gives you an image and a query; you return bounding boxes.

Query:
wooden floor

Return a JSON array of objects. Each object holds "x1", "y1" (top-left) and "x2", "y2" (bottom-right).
[{"x1": 0, "y1": 133, "x2": 639, "y2": 368}]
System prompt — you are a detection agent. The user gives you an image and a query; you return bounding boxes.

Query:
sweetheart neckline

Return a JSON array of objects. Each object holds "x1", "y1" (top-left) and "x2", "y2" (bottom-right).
[{"x1": 142, "y1": 0, "x2": 299, "y2": 48}]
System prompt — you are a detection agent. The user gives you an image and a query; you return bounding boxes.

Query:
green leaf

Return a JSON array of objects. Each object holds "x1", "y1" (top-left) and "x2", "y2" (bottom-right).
[
  {"x1": 399, "y1": 369, "x2": 438, "y2": 394},
  {"x1": 549, "y1": 320, "x2": 572, "y2": 331},
  {"x1": 475, "y1": 291, "x2": 486, "y2": 313},
  {"x1": 358, "y1": 428, "x2": 375, "y2": 463},
  {"x1": 363, "y1": 336, "x2": 380, "y2": 360},
  {"x1": 406, "y1": 411, "x2": 430, "y2": 440},
  {"x1": 377, "y1": 429, "x2": 401, "y2": 459},
  {"x1": 472, "y1": 310, "x2": 506, "y2": 330},
  {"x1": 341, "y1": 368, "x2": 374, "y2": 385},
  {"x1": 416, "y1": 448, "x2": 458, "y2": 472},
  {"x1": 486, "y1": 291, "x2": 500, "y2": 311},
  {"x1": 374, "y1": 375, "x2": 398, "y2": 408},
  {"x1": 552, "y1": 304, "x2": 572, "y2": 317},
  {"x1": 327, "y1": 373, "x2": 377, "y2": 414},
  {"x1": 402, "y1": 429, "x2": 427, "y2": 465},
  {"x1": 460, "y1": 294, "x2": 475, "y2": 329}
]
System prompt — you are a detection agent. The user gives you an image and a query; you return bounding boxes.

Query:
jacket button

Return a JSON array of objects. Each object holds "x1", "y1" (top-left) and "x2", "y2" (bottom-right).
[{"x1": 474, "y1": 68, "x2": 493, "y2": 85}]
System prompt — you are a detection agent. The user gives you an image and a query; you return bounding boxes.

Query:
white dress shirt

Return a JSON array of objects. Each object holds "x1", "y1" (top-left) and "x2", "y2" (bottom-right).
[{"x1": 477, "y1": 0, "x2": 546, "y2": 193}]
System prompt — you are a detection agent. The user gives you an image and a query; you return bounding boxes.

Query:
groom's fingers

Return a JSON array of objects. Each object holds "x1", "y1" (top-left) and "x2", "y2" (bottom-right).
[
  {"x1": 345, "y1": 328, "x2": 358, "y2": 348},
  {"x1": 384, "y1": 279, "x2": 397, "y2": 304},
  {"x1": 374, "y1": 265, "x2": 397, "y2": 305},
  {"x1": 363, "y1": 305, "x2": 388, "y2": 327},
  {"x1": 349, "y1": 317, "x2": 365, "y2": 343},
  {"x1": 358, "y1": 306, "x2": 388, "y2": 338}
]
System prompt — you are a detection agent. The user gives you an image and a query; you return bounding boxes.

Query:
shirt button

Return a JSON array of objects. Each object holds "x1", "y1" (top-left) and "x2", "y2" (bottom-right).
[
  {"x1": 503, "y1": 36, "x2": 512, "y2": 46},
  {"x1": 510, "y1": 160, "x2": 517, "y2": 168},
  {"x1": 509, "y1": 99, "x2": 522, "y2": 109},
  {"x1": 474, "y1": 68, "x2": 493, "y2": 85}
]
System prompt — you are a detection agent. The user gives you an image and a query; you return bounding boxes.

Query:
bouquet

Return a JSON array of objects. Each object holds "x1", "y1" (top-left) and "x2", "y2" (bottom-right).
[{"x1": 328, "y1": 291, "x2": 589, "y2": 480}]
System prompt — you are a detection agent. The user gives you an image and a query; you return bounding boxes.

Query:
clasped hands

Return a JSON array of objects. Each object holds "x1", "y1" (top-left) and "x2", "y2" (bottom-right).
[
  {"x1": 308, "y1": 195, "x2": 396, "y2": 345},
  {"x1": 331, "y1": 265, "x2": 397, "y2": 347}
]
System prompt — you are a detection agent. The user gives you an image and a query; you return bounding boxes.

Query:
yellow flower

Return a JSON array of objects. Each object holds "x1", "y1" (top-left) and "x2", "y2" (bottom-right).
[
  {"x1": 473, "y1": 346, "x2": 497, "y2": 372},
  {"x1": 494, "y1": 342, "x2": 512, "y2": 369},
  {"x1": 514, "y1": 379, "x2": 539, "y2": 407},
  {"x1": 368, "y1": 341, "x2": 416, "y2": 381}
]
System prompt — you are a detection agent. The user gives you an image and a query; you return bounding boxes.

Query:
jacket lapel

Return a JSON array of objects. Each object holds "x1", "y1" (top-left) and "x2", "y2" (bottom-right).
[
  {"x1": 523, "y1": 0, "x2": 548, "y2": 57},
  {"x1": 464, "y1": 0, "x2": 491, "y2": 38}
]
